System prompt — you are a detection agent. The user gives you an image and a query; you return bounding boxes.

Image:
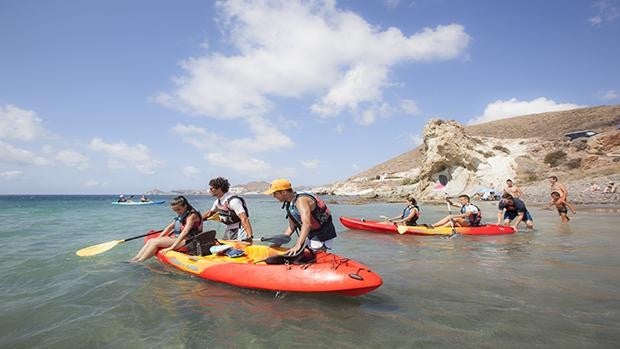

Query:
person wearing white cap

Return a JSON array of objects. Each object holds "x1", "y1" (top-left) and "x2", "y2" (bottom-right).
[{"x1": 264, "y1": 178, "x2": 336, "y2": 256}]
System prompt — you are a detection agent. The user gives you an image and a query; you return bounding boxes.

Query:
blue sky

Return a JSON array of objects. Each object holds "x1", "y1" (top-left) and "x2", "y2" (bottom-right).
[{"x1": 1, "y1": 0, "x2": 619, "y2": 194}]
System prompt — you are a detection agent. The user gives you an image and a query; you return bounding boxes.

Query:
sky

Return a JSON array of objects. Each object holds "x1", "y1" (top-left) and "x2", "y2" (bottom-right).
[{"x1": 1, "y1": 0, "x2": 619, "y2": 194}]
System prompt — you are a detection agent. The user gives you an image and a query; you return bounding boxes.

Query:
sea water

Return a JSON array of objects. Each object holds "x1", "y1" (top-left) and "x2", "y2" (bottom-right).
[{"x1": 1, "y1": 195, "x2": 619, "y2": 348}]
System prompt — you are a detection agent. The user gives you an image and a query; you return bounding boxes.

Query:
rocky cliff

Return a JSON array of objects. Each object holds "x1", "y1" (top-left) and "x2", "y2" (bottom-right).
[{"x1": 314, "y1": 104, "x2": 620, "y2": 203}]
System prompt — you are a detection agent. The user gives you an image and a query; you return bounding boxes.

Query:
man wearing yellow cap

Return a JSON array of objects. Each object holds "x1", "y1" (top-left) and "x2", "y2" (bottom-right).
[{"x1": 264, "y1": 178, "x2": 337, "y2": 256}]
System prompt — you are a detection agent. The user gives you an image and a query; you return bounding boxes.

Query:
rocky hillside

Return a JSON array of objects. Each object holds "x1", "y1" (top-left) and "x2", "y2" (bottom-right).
[{"x1": 314, "y1": 104, "x2": 620, "y2": 204}]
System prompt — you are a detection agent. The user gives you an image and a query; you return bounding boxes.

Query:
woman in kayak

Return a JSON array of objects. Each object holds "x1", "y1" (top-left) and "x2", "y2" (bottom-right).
[
  {"x1": 386, "y1": 196, "x2": 420, "y2": 226},
  {"x1": 131, "y1": 196, "x2": 203, "y2": 262}
]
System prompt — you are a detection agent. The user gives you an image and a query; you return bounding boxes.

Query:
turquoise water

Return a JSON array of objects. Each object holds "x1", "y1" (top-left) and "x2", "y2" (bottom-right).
[{"x1": 1, "y1": 195, "x2": 619, "y2": 348}]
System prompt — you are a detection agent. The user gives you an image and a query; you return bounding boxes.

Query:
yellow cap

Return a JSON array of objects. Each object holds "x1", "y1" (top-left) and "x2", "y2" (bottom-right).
[{"x1": 264, "y1": 178, "x2": 292, "y2": 194}]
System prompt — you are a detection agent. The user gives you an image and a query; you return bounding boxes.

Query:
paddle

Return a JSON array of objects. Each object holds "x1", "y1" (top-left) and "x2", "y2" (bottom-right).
[
  {"x1": 253, "y1": 234, "x2": 291, "y2": 245},
  {"x1": 76, "y1": 213, "x2": 222, "y2": 257},
  {"x1": 76, "y1": 230, "x2": 162, "y2": 257},
  {"x1": 446, "y1": 199, "x2": 457, "y2": 236}
]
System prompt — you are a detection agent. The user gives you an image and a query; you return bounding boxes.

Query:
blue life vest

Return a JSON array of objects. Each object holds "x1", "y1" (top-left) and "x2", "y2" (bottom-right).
[
  {"x1": 460, "y1": 203, "x2": 482, "y2": 226},
  {"x1": 173, "y1": 208, "x2": 203, "y2": 237},
  {"x1": 285, "y1": 192, "x2": 337, "y2": 242},
  {"x1": 402, "y1": 204, "x2": 420, "y2": 225},
  {"x1": 217, "y1": 195, "x2": 249, "y2": 225}
]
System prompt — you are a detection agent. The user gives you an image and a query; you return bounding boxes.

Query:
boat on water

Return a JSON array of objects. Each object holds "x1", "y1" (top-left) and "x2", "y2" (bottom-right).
[
  {"x1": 144, "y1": 232, "x2": 382, "y2": 296},
  {"x1": 339, "y1": 216, "x2": 515, "y2": 236},
  {"x1": 112, "y1": 200, "x2": 165, "y2": 206}
]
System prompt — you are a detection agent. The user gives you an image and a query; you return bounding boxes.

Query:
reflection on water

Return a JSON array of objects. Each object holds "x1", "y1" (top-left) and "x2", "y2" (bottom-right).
[{"x1": 1, "y1": 196, "x2": 619, "y2": 348}]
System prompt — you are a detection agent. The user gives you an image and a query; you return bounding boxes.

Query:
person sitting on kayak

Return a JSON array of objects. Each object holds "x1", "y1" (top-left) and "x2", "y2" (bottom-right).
[
  {"x1": 386, "y1": 196, "x2": 420, "y2": 226},
  {"x1": 546, "y1": 191, "x2": 576, "y2": 223},
  {"x1": 497, "y1": 193, "x2": 533, "y2": 232},
  {"x1": 140, "y1": 195, "x2": 150, "y2": 202},
  {"x1": 431, "y1": 195, "x2": 481, "y2": 228},
  {"x1": 201, "y1": 177, "x2": 254, "y2": 242},
  {"x1": 265, "y1": 178, "x2": 337, "y2": 257},
  {"x1": 132, "y1": 196, "x2": 203, "y2": 262},
  {"x1": 117, "y1": 195, "x2": 128, "y2": 203}
]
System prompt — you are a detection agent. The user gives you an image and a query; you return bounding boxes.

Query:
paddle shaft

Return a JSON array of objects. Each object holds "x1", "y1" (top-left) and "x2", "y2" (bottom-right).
[{"x1": 124, "y1": 230, "x2": 162, "y2": 242}]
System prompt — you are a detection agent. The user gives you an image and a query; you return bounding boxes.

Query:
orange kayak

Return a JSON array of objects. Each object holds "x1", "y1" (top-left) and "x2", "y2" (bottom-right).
[
  {"x1": 340, "y1": 216, "x2": 515, "y2": 235},
  {"x1": 144, "y1": 232, "x2": 382, "y2": 296}
]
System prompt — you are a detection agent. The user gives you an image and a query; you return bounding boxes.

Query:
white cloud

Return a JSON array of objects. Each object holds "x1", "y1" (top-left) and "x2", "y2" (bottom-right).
[
  {"x1": 56, "y1": 149, "x2": 89, "y2": 170},
  {"x1": 384, "y1": 0, "x2": 401, "y2": 8},
  {"x1": 0, "y1": 140, "x2": 49, "y2": 166},
  {"x1": 409, "y1": 133, "x2": 423, "y2": 146},
  {"x1": 89, "y1": 138, "x2": 164, "y2": 174},
  {"x1": 301, "y1": 159, "x2": 320, "y2": 169},
  {"x1": 590, "y1": 0, "x2": 620, "y2": 26},
  {"x1": 85, "y1": 180, "x2": 107, "y2": 187},
  {"x1": 205, "y1": 152, "x2": 271, "y2": 173},
  {"x1": 158, "y1": 1, "x2": 470, "y2": 123},
  {"x1": 0, "y1": 104, "x2": 48, "y2": 141},
  {"x1": 400, "y1": 99, "x2": 419, "y2": 115},
  {"x1": 335, "y1": 123, "x2": 344, "y2": 133},
  {"x1": 598, "y1": 89, "x2": 619, "y2": 100},
  {"x1": 0, "y1": 170, "x2": 22, "y2": 180},
  {"x1": 468, "y1": 97, "x2": 586, "y2": 125},
  {"x1": 356, "y1": 109, "x2": 377, "y2": 126},
  {"x1": 182, "y1": 165, "x2": 201, "y2": 177}
]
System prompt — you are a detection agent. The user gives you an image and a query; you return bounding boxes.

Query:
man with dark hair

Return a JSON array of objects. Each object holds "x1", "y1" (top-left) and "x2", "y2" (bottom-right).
[
  {"x1": 431, "y1": 194, "x2": 482, "y2": 228},
  {"x1": 549, "y1": 175, "x2": 568, "y2": 201},
  {"x1": 497, "y1": 193, "x2": 534, "y2": 232},
  {"x1": 202, "y1": 177, "x2": 254, "y2": 241},
  {"x1": 504, "y1": 179, "x2": 524, "y2": 198}
]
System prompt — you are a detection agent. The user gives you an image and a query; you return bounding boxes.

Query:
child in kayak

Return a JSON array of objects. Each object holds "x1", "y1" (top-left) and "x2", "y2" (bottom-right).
[
  {"x1": 386, "y1": 197, "x2": 420, "y2": 226},
  {"x1": 546, "y1": 191, "x2": 576, "y2": 223}
]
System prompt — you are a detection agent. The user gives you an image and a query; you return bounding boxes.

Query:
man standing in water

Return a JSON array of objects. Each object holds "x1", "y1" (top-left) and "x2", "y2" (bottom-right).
[
  {"x1": 202, "y1": 177, "x2": 254, "y2": 241},
  {"x1": 497, "y1": 193, "x2": 534, "y2": 232},
  {"x1": 503, "y1": 179, "x2": 525, "y2": 198},
  {"x1": 264, "y1": 178, "x2": 337, "y2": 256},
  {"x1": 549, "y1": 175, "x2": 568, "y2": 201}
]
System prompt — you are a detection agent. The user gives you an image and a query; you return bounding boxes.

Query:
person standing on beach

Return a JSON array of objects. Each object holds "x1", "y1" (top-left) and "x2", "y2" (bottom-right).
[
  {"x1": 264, "y1": 178, "x2": 337, "y2": 256},
  {"x1": 549, "y1": 175, "x2": 568, "y2": 200},
  {"x1": 202, "y1": 177, "x2": 254, "y2": 241},
  {"x1": 497, "y1": 193, "x2": 534, "y2": 232},
  {"x1": 503, "y1": 179, "x2": 525, "y2": 198},
  {"x1": 546, "y1": 191, "x2": 576, "y2": 223}
]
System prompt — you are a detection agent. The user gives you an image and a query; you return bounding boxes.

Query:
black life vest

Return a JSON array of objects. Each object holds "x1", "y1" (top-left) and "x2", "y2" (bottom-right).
[{"x1": 217, "y1": 195, "x2": 249, "y2": 225}]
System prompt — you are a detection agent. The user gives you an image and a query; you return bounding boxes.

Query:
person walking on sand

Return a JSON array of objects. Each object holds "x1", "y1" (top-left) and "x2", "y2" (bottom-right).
[
  {"x1": 497, "y1": 193, "x2": 534, "y2": 232},
  {"x1": 583, "y1": 183, "x2": 601, "y2": 193},
  {"x1": 264, "y1": 178, "x2": 337, "y2": 257},
  {"x1": 503, "y1": 179, "x2": 524, "y2": 198},
  {"x1": 549, "y1": 175, "x2": 568, "y2": 201},
  {"x1": 546, "y1": 191, "x2": 576, "y2": 223},
  {"x1": 202, "y1": 177, "x2": 254, "y2": 241}
]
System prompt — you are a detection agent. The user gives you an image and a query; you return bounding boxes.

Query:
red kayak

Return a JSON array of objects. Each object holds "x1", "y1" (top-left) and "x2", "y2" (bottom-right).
[
  {"x1": 144, "y1": 232, "x2": 382, "y2": 296},
  {"x1": 339, "y1": 216, "x2": 515, "y2": 236}
]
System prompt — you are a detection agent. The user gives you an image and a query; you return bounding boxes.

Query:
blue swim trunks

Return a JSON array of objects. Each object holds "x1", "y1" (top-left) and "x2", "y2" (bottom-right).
[{"x1": 504, "y1": 210, "x2": 533, "y2": 222}]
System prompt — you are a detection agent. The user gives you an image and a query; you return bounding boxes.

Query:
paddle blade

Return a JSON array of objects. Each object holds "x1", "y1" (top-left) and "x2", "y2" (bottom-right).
[
  {"x1": 206, "y1": 213, "x2": 220, "y2": 221},
  {"x1": 397, "y1": 225, "x2": 409, "y2": 234},
  {"x1": 76, "y1": 240, "x2": 123, "y2": 257},
  {"x1": 259, "y1": 234, "x2": 291, "y2": 245}
]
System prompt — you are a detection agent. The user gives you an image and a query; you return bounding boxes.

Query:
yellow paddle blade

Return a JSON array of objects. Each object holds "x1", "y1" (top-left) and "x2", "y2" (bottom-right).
[
  {"x1": 207, "y1": 212, "x2": 220, "y2": 221},
  {"x1": 76, "y1": 240, "x2": 123, "y2": 257},
  {"x1": 397, "y1": 225, "x2": 409, "y2": 234}
]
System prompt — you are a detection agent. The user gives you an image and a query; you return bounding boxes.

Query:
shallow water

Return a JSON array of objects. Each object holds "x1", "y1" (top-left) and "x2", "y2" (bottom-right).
[{"x1": 1, "y1": 196, "x2": 619, "y2": 348}]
